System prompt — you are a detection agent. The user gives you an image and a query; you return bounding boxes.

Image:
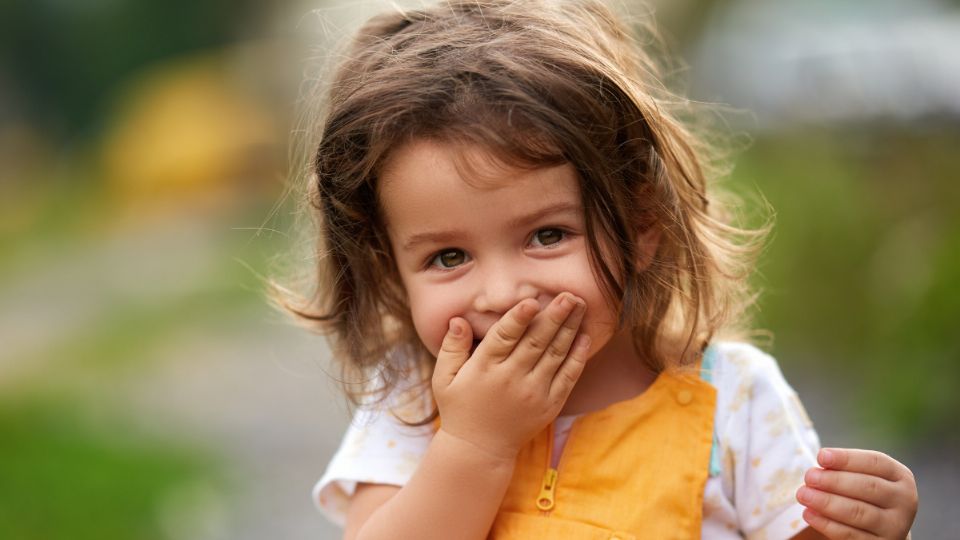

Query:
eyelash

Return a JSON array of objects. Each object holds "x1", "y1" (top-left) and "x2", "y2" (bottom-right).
[{"x1": 425, "y1": 227, "x2": 570, "y2": 271}]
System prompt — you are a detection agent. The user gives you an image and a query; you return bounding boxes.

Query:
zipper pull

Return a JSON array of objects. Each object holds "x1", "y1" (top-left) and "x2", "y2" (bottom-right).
[{"x1": 536, "y1": 468, "x2": 558, "y2": 511}]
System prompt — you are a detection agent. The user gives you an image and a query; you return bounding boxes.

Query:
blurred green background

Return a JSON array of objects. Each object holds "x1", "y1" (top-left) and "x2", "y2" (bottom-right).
[{"x1": 1, "y1": 0, "x2": 957, "y2": 538}]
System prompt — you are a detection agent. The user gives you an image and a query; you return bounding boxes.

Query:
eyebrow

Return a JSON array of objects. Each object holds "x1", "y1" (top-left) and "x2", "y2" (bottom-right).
[{"x1": 401, "y1": 201, "x2": 582, "y2": 252}]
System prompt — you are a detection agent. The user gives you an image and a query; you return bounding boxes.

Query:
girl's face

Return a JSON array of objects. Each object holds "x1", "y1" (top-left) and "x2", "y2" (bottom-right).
[{"x1": 379, "y1": 138, "x2": 625, "y2": 364}]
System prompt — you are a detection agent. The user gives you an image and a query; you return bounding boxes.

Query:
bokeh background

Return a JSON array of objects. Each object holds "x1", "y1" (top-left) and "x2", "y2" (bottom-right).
[{"x1": 1, "y1": 0, "x2": 957, "y2": 538}]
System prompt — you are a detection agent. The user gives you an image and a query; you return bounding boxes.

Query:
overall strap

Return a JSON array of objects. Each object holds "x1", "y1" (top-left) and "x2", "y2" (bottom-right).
[{"x1": 699, "y1": 344, "x2": 722, "y2": 477}]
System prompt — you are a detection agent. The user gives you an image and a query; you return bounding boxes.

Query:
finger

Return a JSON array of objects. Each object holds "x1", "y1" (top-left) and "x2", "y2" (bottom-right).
[
  {"x1": 818, "y1": 449, "x2": 906, "y2": 482},
  {"x1": 805, "y1": 467, "x2": 899, "y2": 508},
  {"x1": 433, "y1": 318, "x2": 474, "y2": 389},
  {"x1": 530, "y1": 297, "x2": 586, "y2": 378},
  {"x1": 801, "y1": 508, "x2": 878, "y2": 540},
  {"x1": 548, "y1": 332, "x2": 591, "y2": 404},
  {"x1": 474, "y1": 298, "x2": 540, "y2": 362},
  {"x1": 797, "y1": 486, "x2": 885, "y2": 535},
  {"x1": 508, "y1": 293, "x2": 582, "y2": 371}
]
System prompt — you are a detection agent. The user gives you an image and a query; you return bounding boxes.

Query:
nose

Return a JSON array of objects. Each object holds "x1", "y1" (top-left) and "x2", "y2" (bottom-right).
[{"x1": 472, "y1": 261, "x2": 540, "y2": 315}]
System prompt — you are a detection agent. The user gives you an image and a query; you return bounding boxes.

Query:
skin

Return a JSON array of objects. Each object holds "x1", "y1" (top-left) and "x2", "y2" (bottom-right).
[
  {"x1": 378, "y1": 138, "x2": 660, "y2": 418},
  {"x1": 347, "y1": 267, "x2": 593, "y2": 540},
  {"x1": 794, "y1": 448, "x2": 918, "y2": 540},
  {"x1": 342, "y1": 139, "x2": 919, "y2": 540}
]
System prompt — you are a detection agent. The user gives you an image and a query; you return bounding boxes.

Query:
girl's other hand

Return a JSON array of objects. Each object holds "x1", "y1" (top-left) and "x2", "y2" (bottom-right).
[
  {"x1": 432, "y1": 293, "x2": 591, "y2": 462},
  {"x1": 796, "y1": 448, "x2": 918, "y2": 540}
]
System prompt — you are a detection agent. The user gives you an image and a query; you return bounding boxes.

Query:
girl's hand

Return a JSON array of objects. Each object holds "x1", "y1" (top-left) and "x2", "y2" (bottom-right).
[
  {"x1": 432, "y1": 293, "x2": 591, "y2": 462},
  {"x1": 796, "y1": 448, "x2": 918, "y2": 539}
]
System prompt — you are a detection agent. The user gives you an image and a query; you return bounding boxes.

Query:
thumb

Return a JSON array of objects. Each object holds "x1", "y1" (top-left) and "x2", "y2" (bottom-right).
[{"x1": 433, "y1": 318, "x2": 473, "y2": 389}]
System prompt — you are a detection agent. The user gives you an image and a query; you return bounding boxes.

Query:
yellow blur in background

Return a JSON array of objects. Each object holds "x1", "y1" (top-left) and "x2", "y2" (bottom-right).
[{"x1": 101, "y1": 56, "x2": 277, "y2": 212}]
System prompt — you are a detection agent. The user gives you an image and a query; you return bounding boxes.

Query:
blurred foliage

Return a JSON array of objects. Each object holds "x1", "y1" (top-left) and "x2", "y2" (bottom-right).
[
  {"x1": 0, "y1": 196, "x2": 289, "y2": 539},
  {"x1": 0, "y1": 397, "x2": 219, "y2": 540},
  {"x1": 734, "y1": 127, "x2": 960, "y2": 448},
  {"x1": 0, "y1": 0, "x2": 256, "y2": 138},
  {"x1": 0, "y1": 4, "x2": 293, "y2": 536}
]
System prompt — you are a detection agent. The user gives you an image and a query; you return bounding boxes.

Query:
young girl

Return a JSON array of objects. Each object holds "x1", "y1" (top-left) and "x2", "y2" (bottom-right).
[{"x1": 286, "y1": 1, "x2": 919, "y2": 538}]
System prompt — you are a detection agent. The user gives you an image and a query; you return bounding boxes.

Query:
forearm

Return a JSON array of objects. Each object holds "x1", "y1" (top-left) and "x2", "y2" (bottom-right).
[{"x1": 356, "y1": 428, "x2": 516, "y2": 540}]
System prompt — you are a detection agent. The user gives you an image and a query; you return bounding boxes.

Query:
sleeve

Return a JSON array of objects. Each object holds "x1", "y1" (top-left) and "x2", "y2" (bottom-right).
[
  {"x1": 711, "y1": 342, "x2": 821, "y2": 540},
  {"x1": 312, "y1": 390, "x2": 434, "y2": 527}
]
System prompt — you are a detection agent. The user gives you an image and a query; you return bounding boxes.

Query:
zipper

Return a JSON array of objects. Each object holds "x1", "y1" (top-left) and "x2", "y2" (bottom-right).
[
  {"x1": 536, "y1": 418, "x2": 580, "y2": 516},
  {"x1": 537, "y1": 421, "x2": 556, "y2": 515},
  {"x1": 536, "y1": 467, "x2": 558, "y2": 512},
  {"x1": 536, "y1": 418, "x2": 578, "y2": 515}
]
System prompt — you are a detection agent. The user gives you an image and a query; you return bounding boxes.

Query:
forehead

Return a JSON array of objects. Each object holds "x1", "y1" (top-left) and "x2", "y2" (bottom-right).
[{"x1": 378, "y1": 139, "x2": 581, "y2": 232}]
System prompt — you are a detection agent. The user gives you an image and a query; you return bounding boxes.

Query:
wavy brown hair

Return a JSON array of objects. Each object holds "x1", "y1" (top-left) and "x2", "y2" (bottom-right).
[{"x1": 277, "y1": 0, "x2": 767, "y2": 424}]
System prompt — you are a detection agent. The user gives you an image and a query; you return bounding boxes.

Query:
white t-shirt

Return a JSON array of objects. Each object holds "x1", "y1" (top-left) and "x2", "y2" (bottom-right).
[{"x1": 313, "y1": 342, "x2": 820, "y2": 539}]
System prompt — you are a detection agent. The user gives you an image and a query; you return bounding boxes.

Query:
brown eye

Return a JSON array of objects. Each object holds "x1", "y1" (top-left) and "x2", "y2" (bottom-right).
[
  {"x1": 532, "y1": 228, "x2": 564, "y2": 247},
  {"x1": 431, "y1": 249, "x2": 467, "y2": 269}
]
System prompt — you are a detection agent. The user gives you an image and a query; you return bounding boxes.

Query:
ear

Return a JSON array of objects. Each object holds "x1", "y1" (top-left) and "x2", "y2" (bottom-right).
[{"x1": 635, "y1": 225, "x2": 661, "y2": 271}]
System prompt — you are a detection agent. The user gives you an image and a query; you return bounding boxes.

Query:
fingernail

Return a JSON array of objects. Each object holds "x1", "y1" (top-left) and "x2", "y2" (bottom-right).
[
  {"x1": 449, "y1": 320, "x2": 462, "y2": 337},
  {"x1": 796, "y1": 486, "x2": 811, "y2": 503},
  {"x1": 578, "y1": 334, "x2": 591, "y2": 351},
  {"x1": 806, "y1": 468, "x2": 822, "y2": 486},
  {"x1": 819, "y1": 448, "x2": 834, "y2": 467}
]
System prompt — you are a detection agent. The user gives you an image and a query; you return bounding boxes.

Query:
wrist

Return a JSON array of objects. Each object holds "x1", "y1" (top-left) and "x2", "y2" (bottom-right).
[{"x1": 436, "y1": 427, "x2": 520, "y2": 466}]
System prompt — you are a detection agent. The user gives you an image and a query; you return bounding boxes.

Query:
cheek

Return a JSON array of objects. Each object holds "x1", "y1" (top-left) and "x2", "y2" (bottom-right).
[
  {"x1": 579, "y1": 293, "x2": 619, "y2": 350},
  {"x1": 555, "y1": 255, "x2": 620, "y2": 355},
  {"x1": 407, "y1": 287, "x2": 459, "y2": 356}
]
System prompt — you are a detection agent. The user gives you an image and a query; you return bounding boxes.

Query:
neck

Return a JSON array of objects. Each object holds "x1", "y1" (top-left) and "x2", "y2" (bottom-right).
[{"x1": 558, "y1": 329, "x2": 658, "y2": 416}]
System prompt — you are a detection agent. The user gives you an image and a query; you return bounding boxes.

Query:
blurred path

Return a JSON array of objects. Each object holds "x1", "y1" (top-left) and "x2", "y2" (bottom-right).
[
  {"x1": 0, "y1": 212, "x2": 349, "y2": 540},
  {"x1": 122, "y1": 314, "x2": 347, "y2": 540},
  {"x1": 0, "y1": 213, "x2": 237, "y2": 386}
]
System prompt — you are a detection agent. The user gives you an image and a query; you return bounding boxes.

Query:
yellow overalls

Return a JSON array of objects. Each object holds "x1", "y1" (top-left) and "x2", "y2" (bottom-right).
[{"x1": 489, "y1": 367, "x2": 717, "y2": 539}]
